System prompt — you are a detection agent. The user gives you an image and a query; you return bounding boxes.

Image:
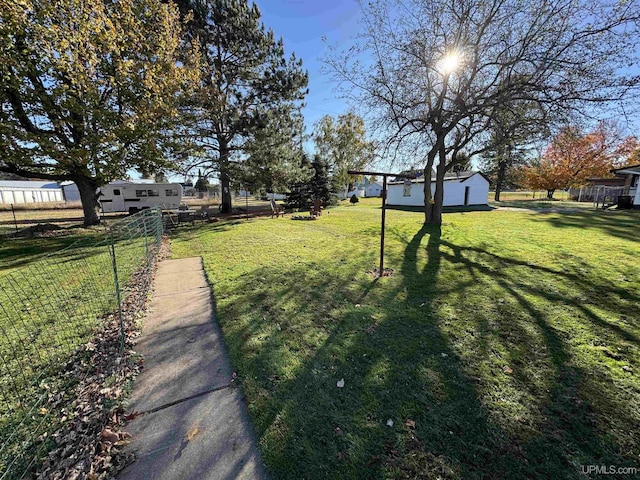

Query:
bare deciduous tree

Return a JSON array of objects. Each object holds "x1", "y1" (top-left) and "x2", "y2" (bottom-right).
[{"x1": 327, "y1": 0, "x2": 640, "y2": 223}]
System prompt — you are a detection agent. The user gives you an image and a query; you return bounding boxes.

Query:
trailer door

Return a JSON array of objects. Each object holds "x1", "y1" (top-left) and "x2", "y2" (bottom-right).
[{"x1": 112, "y1": 187, "x2": 126, "y2": 212}]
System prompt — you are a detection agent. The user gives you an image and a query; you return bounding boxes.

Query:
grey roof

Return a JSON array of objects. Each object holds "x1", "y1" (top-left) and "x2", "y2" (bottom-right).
[
  {"x1": 611, "y1": 164, "x2": 640, "y2": 175},
  {"x1": 389, "y1": 171, "x2": 481, "y2": 185},
  {"x1": 0, "y1": 180, "x2": 61, "y2": 189}
]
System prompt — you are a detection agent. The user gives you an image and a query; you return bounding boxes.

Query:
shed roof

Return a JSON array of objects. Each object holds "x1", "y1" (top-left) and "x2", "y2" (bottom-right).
[
  {"x1": 389, "y1": 171, "x2": 488, "y2": 185},
  {"x1": 611, "y1": 164, "x2": 640, "y2": 175},
  {"x1": 0, "y1": 180, "x2": 60, "y2": 189}
]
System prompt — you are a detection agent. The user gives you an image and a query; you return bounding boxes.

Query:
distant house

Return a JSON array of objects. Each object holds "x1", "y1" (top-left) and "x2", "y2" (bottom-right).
[
  {"x1": 266, "y1": 192, "x2": 286, "y2": 200},
  {"x1": 346, "y1": 177, "x2": 380, "y2": 199},
  {"x1": 0, "y1": 180, "x2": 65, "y2": 205},
  {"x1": 365, "y1": 182, "x2": 383, "y2": 197},
  {"x1": 570, "y1": 165, "x2": 640, "y2": 207},
  {"x1": 610, "y1": 164, "x2": 640, "y2": 208},
  {"x1": 341, "y1": 180, "x2": 364, "y2": 199},
  {"x1": 387, "y1": 172, "x2": 490, "y2": 207}
]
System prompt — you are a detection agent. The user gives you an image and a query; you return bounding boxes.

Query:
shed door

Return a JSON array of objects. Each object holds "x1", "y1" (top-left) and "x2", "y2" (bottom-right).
[{"x1": 464, "y1": 186, "x2": 470, "y2": 206}]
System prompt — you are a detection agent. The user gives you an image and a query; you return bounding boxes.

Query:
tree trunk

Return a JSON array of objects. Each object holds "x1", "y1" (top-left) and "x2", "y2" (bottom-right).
[
  {"x1": 494, "y1": 160, "x2": 507, "y2": 201},
  {"x1": 220, "y1": 170, "x2": 232, "y2": 213},
  {"x1": 423, "y1": 150, "x2": 437, "y2": 224},
  {"x1": 74, "y1": 175, "x2": 100, "y2": 226},
  {"x1": 547, "y1": 189, "x2": 555, "y2": 199},
  {"x1": 427, "y1": 145, "x2": 447, "y2": 225},
  {"x1": 219, "y1": 143, "x2": 232, "y2": 214}
]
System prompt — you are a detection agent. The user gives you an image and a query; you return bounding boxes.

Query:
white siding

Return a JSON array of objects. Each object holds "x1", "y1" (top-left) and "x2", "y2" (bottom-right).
[
  {"x1": 387, "y1": 174, "x2": 489, "y2": 207},
  {"x1": 387, "y1": 181, "x2": 428, "y2": 206},
  {"x1": 1, "y1": 191, "x2": 14, "y2": 204},
  {"x1": 0, "y1": 181, "x2": 65, "y2": 205},
  {"x1": 267, "y1": 192, "x2": 286, "y2": 200},
  {"x1": 365, "y1": 183, "x2": 383, "y2": 197}
]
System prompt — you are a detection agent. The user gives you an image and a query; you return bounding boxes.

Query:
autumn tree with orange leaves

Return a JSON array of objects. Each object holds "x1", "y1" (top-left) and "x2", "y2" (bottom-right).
[{"x1": 523, "y1": 123, "x2": 637, "y2": 198}]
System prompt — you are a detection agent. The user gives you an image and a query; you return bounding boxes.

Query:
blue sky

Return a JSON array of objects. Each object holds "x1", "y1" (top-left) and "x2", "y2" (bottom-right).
[{"x1": 255, "y1": 0, "x2": 361, "y2": 144}]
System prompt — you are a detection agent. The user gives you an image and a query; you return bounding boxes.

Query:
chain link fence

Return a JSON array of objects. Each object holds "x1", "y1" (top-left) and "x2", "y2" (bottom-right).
[{"x1": 0, "y1": 207, "x2": 163, "y2": 479}]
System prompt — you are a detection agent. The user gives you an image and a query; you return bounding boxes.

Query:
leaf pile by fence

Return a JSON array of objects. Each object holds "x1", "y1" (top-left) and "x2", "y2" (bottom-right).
[{"x1": 0, "y1": 207, "x2": 163, "y2": 479}]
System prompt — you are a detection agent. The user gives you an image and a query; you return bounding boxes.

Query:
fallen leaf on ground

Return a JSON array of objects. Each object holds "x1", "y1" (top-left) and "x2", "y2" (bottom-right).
[
  {"x1": 503, "y1": 365, "x2": 513, "y2": 374},
  {"x1": 187, "y1": 428, "x2": 199, "y2": 441},
  {"x1": 123, "y1": 411, "x2": 140, "y2": 422},
  {"x1": 405, "y1": 419, "x2": 416, "y2": 429},
  {"x1": 337, "y1": 378, "x2": 345, "y2": 388},
  {"x1": 101, "y1": 429, "x2": 119, "y2": 444},
  {"x1": 386, "y1": 419, "x2": 394, "y2": 427}
]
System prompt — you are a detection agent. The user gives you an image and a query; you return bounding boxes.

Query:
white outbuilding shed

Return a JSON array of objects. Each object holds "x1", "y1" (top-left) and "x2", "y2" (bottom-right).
[
  {"x1": 365, "y1": 182, "x2": 383, "y2": 197},
  {"x1": 387, "y1": 172, "x2": 490, "y2": 207},
  {"x1": 0, "y1": 181, "x2": 64, "y2": 205}
]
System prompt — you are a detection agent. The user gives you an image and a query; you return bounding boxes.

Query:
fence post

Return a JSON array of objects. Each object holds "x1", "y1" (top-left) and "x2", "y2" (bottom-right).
[
  {"x1": 108, "y1": 226, "x2": 125, "y2": 353},
  {"x1": 11, "y1": 203, "x2": 18, "y2": 233},
  {"x1": 155, "y1": 207, "x2": 162, "y2": 248},
  {"x1": 142, "y1": 213, "x2": 150, "y2": 273}
]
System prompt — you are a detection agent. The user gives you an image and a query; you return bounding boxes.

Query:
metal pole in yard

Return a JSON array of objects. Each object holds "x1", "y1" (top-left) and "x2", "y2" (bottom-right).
[
  {"x1": 379, "y1": 176, "x2": 387, "y2": 276},
  {"x1": 11, "y1": 204, "x2": 18, "y2": 233},
  {"x1": 349, "y1": 170, "x2": 412, "y2": 278}
]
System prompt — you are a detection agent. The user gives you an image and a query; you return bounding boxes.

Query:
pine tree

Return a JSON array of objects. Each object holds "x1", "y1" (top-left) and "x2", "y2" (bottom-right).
[
  {"x1": 309, "y1": 155, "x2": 333, "y2": 206},
  {"x1": 286, "y1": 154, "x2": 313, "y2": 209},
  {"x1": 180, "y1": 0, "x2": 308, "y2": 213}
]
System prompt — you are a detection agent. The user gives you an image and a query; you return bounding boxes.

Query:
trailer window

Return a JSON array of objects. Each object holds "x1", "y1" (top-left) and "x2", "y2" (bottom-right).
[
  {"x1": 147, "y1": 189, "x2": 159, "y2": 197},
  {"x1": 165, "y1": 189, "x2": 179, "y2": 196},
  {"x1": 113, "y1": 189, "x2": 120, "y2": 195},
  {"x1": 135, "y1": 190, "x2": 148, "y2": 197}
]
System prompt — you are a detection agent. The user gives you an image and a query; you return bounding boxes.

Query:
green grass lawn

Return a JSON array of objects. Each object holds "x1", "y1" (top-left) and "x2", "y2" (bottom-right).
[
  {"x1": 486, "y1": 190, "x2": 598, "y2": 212},
  {"x1": 489, "y1": 190, "x2": 571, "y2": 201},
  {"x1": 170, "y1": 201, "x2": 639, "y2": 479}
]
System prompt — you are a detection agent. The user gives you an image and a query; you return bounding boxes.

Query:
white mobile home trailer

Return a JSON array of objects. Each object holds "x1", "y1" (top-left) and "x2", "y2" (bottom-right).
[{"x1": 97, "y1": 181, "x2": 182, "y2": 213}]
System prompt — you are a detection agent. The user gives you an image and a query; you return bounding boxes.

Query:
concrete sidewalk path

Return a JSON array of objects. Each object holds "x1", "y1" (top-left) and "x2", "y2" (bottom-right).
[{"x1": 118, "y1": 257, "x2": 268, "y2": 480}]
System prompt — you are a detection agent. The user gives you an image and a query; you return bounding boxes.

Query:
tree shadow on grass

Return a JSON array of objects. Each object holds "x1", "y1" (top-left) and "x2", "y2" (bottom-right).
[
  {"x1": 206, "y1": 222, "x2": 638, "y2": 479},
  {"x1": 529, "y1": 209, "x2": 640, "y2": 244},
  {"x1": 212, "y1": 228, "x2": 500, "y2": 477},
  {"x1": 418, "y1": 234, "x2": 639, "y2": 477}
]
